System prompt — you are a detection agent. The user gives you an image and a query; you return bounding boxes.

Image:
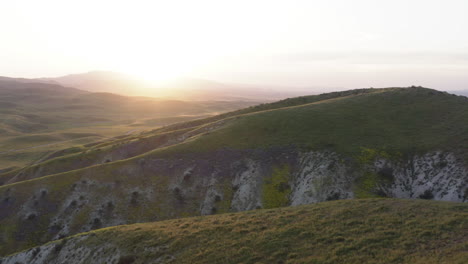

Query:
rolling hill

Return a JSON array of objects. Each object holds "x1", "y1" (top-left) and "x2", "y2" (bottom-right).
[
  {"x1": 0, "y1": 87, "x2": 466, "y2": 257},
  {"x1": 0, "y1": 77, "x2": 259, "y2": 169}
]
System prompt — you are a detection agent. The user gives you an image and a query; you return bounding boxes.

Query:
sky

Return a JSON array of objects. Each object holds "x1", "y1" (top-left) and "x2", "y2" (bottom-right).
[{"x1": 1, "y1": 0, "x2": 468, "y2": 91}]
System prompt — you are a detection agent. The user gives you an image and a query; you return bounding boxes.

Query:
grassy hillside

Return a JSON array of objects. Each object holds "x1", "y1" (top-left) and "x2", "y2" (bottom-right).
[
  {"x1": 4, "y1": 199, "x2": 467, "y2": 263},
  {"x1": 1, "y1": 89, "x2": 383, "y2": 184},
  {"x1": 0, "y1": 87, "x2": 466, "y2": 257},
  {"x1": 0, "y1": 127, "x2": 194, "y2": 185},
  {"x1": 156, "y1": 87, "x2": 468, "y2": 160},
  {"x1": 152, "y1": 88, "x2": 378, "y2": 133},
  {"x1": 9, "y1": 86, "x2": 466, "y2": 186},
  {"x1": 0, "y1": 78, "x2": 258, "y2": 168},
  {"x1": 1, "y1": 87, "x2": 466, "y2": 201}
]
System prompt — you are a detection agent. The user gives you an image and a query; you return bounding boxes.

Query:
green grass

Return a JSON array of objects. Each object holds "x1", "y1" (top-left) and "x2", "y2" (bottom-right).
[
  {"x1": 12, "y1": 199, "x2": 467, "y2": 264},
  {"x1": 152, "y1": 88, "x2": 379, "y2": 134},
  {"x1": 155, "y1": 87, "x2": 468, "y2": 160},
  {"x1": 0, "y1": 79, "x2": 258, "y2": 168},
  {"x1": 0, "y1": 125, "x2": 197, "y2": 185},
  {"x1": 262, "y1": 165, "x2": 292, "y2": 209},
  {"x1": 0, "y1": 87, "x2": 466, "y2": 257},
  {"x1": 5, "y1": 87, "x2": 466, "y2": 184}
]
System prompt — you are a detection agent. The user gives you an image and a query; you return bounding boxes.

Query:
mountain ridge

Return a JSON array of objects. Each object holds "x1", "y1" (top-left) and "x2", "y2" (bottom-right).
[{"x1": 37, "y1": 71, "x2": 316, "y2": 101}]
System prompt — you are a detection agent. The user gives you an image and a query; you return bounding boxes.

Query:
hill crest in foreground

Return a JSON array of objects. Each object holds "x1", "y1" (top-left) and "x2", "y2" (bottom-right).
[{"x1": 2, "y1": 199, "x2": 467, "y2": 264}]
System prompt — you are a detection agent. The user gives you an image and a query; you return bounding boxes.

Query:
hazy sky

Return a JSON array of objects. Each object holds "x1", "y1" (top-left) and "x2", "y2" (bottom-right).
[{"x1": 1, "y1": 0, "x2": 468, "y2": 90}]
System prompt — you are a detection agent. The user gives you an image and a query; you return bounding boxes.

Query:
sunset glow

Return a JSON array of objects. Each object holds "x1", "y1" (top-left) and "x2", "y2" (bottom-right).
[{"x1": 1, "y1": 0, "x2": 468, "y2": 90}]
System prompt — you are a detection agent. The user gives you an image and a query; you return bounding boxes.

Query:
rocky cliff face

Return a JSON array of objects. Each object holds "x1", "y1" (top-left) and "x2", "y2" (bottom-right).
[
  {"x1": 0, "y1": 147, "x2": 466, "y2": 256},
  {"x1": 373, "y1": 152, "x2": 467, "y2": 201},
  {"x1": 0, "y1": 232, "x2": 177, "y2": 264}
]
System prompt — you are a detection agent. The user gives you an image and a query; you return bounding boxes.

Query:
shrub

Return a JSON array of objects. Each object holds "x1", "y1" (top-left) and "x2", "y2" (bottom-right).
[{"x1": 419, "y1": 190, "x2": 434, "y2": 200}]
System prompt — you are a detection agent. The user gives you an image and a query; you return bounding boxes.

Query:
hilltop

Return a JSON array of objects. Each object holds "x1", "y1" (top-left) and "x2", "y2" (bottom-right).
[
  {"x1": 0, "y1": 87, "x2": 467, "y2": 256},
  {"x1": 2, "y1": 199, "x2": 467, "y2": 264}
]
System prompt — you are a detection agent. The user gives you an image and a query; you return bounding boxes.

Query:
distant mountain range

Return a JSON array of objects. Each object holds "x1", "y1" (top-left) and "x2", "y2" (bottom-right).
[
  {"x1": 35, "y1": 71, "x2": 319, "y2": 101},
  {"x1": 449, "y1": 89, "x2": 468, "y2": 97},
  {"x1": 3, "y1": 71, "x2": 466, "y2": 101}
]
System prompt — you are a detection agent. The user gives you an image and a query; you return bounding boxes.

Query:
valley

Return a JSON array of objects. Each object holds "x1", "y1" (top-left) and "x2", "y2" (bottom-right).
[{"x1": 0, "y1": 77, "x2": 259, "y2": 170}]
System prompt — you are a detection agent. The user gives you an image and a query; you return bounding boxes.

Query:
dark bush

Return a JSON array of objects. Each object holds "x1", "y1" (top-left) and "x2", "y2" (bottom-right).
[
  {"x1": 31, "y1": 247, "x2": 41, "y2": 258},
  {"x1": 91, "y1": 218, "x2": 102, "y2": 229},
  {"x1": 276, "y1": 182, "x2": 290, "y2": 192},
  {"x1": 27, "y1": 213, "x2": 36, "y2": 220},
  {"x1": 130, "y1": 191, "x2": 139, "y2": 205},
  {"x1": 419, "y1": 190, "x2": 434, "y2": 200},
  {"x1": 118, "y1": 256, "x2": 136, "y2": 264},
  {"x1": 54, "y1": 242, "x2": 64, "y2": 253},
  {"x1": 378, "y1": 167, "x2": 394, "y2": 182},
  {"x1": 173, "y1": 187, "x2": 184, "y2": 203},
  {"x1": 211, "y1": 207, "x2": 217, "y2": 214},
  {"x1": 326, "y1": 192, "x2": 341, "y2": 201},
  {"x1": 437, "y1": 161, "x2": 448, "y2": 168}
]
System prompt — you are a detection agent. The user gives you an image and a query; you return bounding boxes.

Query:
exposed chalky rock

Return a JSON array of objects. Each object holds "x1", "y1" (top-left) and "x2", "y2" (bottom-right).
[
  {"x1": 290, "y1": 151, "x2": 353, "y2": 205},
  {"x1": 373, "y1": 152, "x2": 468, "y2": 202},
  {"x1": 231, "y1": 159, "x2": 263, "y2": 211}
]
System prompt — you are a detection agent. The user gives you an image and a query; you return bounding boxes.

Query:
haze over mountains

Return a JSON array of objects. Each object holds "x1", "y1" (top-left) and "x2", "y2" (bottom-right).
[
  {"x1": 450, "y1": 89, "x2": 468, "y2": 97},
  {"x1": 36, "y1": 71, "x2": 316, "y2": 101},
  {"x1": 35, "y1": 70, "x2": 468, "y2": 100}
]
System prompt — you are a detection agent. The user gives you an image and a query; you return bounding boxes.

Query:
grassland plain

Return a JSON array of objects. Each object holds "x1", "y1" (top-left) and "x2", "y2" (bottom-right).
[
  {"x1": 2, "y1": 199, "x2": 467, "y2": 264},
  {"x1": 0, "y1": 87, "x2": 466, "y2": 257}
]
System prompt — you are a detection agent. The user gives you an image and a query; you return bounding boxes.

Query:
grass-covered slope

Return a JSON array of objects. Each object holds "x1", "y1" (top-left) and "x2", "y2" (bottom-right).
[
  {"x1": 164, "y1": 87, "x2": 468, "y2": 157},
  {"x1": 4, "y1": 89, "x2": 378, "y2": 185},
  {"x1": 0, "y1": 87, "x2": 466, "y2": 257},
  {"x1": 3, "y1": 199, "x2": 467, "y2": 264},
  {"x1": 151, "y1": 88, "x2": 378, "y2": 133},
  {"x1": 0, "y1": 78, "x2": 258, "y2": 169},
  {"x1": 3, "y1": 87, "x2": 467, "y2": 186},
  {"x1": 0, "y1": 127, "x2": 193, "y2": 185}
]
